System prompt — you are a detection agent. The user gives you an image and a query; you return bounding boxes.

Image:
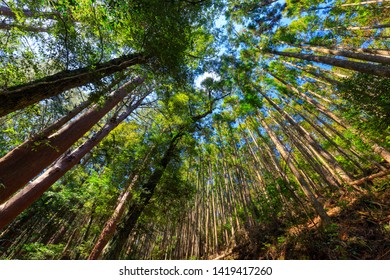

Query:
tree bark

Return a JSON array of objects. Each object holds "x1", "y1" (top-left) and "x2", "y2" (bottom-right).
[
  {"x1": 299, "y1": 45, "x2": 390, "y2": 65},
  {"x1": 103, "y1": 132, "x2": 185, "y2": 259},
  {"x1": 0, "y1": 94, "x2": 147, "y2": 230},
  {"x1": 260, "y1": 90, "x2": 354, "y2": 185},
  {"x1": 0, "y1": 53, "x2": 147, "y2": 117},
  {"x1": 260, "y1": 118, "x2": 331, "y2": 224},
  {"x1": 271, "y1": 50, "x2": 390, "y2": 77},
  {"x1": 347, "y1": 23, "x2": 390, "y2": 30},
  {"x1": 88, "y1": 141, "x2": 158, "y2": 259},
  {"x1": 339, "y1": 47, "x2": 390, "y2": 57},
  {"x1": 0, "y1": 78, "x2": 144, "y2": 204}
]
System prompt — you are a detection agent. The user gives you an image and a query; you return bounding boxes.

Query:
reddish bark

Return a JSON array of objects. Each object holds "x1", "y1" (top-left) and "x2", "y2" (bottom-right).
[
  {"x1": 0, "y1": 78, "x2": 144, "y2": 204},
  {"x1": 0, "y1": 92, "x2": 148, "y2": 230}
]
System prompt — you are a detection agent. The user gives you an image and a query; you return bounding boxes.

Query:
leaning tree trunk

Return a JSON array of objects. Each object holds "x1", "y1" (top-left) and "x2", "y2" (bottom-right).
[
  {"x1": 0, "y1": 93, "x2": 148, "y2": 230},
  {"x1": 338, "y1": 46, "x2": 390, "y2": 57},
  {"x1": 270, "y1": 50, "x2": 390, "y2": 78},
  {"x1": 298, "y1": 45, "x2": 390, "y2": 65},
  {"x1": 0, "y1": 78, "x2": 144, "y2": 204},
  {"x1": 0, "y1": 53, "x2": 147, "y2": 117},
  {"x1": 347, "y1": 23, "x2": 390, "y2": 30},
  {"x1": 87, "y1": 141, "x2": 159, "y2": 260},
  {"x1": 268, "y1": 71, "x2": 345, "y2": 126},
  {"x1": 103, "y1": 132, "x2": 184, "y2": 259},
  {"x1": 259, "y1": 89, "x2": 355, "y2": 185},
  {"x1": 87, "y1": 175, "x2": 139, "y2": 259},
  {"x1": 260, "y1": 118, "x2": 331, "y2": 224}
]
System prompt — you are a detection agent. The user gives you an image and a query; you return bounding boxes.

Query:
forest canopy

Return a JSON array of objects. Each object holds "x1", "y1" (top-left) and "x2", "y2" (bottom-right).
[{"x1": 0, "y1": 0, "x2": 389, "y2": 260}]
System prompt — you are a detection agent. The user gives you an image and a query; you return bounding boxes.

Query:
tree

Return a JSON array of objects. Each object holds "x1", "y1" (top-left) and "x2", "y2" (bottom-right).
[{"x1": 0, "y1": 78, "x2": 144, "y2": 204}]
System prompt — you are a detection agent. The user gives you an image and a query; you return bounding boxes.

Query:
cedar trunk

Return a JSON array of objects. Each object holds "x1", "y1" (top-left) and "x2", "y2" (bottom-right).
[
  {"x1": 271, "y1": 50, "x2": 390, "y2": 78},
  {"x1": 0, "y1": 95, "x2": 147, "y2": 230},
  {"x1": 0, "y1": 78, "x2": 144, "y2": 204},
  {"x1": 0, "y1": 54, "x2": 147, "y2": 117}
]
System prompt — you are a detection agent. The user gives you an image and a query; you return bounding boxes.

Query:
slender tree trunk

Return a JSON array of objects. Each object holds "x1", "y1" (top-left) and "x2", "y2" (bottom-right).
[
  {"x1": 260, "y1": 118, "x2": 331, "y2": 224},
  {"x1": 103, "y1": 132, "x2": 184, "y2": 259},
  {"x1": 299, "y1": 45, "x2": 390, "y2": 65},
  {"x1": 249, "y1": 118, "x2": 314, "y2": 217},
  {"x1": 284, "y1": 60, "x2": 343, "y2": 87},
  {"x1": 268, "y1": 72, "x2": 345, "y2": 126},
  {"x1": 347, "y1": 23, "x2": 390, "y2": 30},
  {"x1": 0, "y1": 95, "x2": 147, "y2": 230},
  {"x1": 87, "y1": 175, "x2": 139, "y2": 259},
  {"x1": 271, "y1": 110, "x2": 340, "y2": 189},
  {"x1": 293, "y1": 101, "x2": 368, "y2": 172},
  {"x1": 0, "y1": 54, "x2": 147, "y2": 117},
  {"x1": 341, "y1": 0, "x2": 390, "y2": 7},
  {"x1": 350, "y1": 169, "x2": 390, "y2": 185},
  {"x1": 0, "y1": 78, "x2": 144, "y2": 204},
  {"x1": 338, "y1": 46, "x2": 390, "y2": 57},
  {"x1": 260, "y1": 90, "x2": 354, "y2": 184},
  {"x1": 273, "y1": 65, "x2": 390, "y2": 164},
  {"x1": 271, "y1": 50, "x2": 390, "y2": 77}
]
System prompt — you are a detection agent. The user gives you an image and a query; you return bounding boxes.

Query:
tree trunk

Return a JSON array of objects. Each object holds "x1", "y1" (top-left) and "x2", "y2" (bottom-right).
[
  {"x1": 271, "y1": 110, "x2": 341, "y2": 188},
  {"x1": 0, "y1": 94, "x2": 147, "y2": 230},
  {"x1": 88, "y1": 141, "x2": 158, "y2": 260},
  {"x1": 87, "y1": 174, "x2": 139, "y2": 259},
  {"x1": 271, "y1": 50, "x2": 390, "y2": 77},
  {"x1": 260, "y1": 118, "x2": 331, "y2": 224},
  {"x1": 350, "y1": 169, "x2": 390, "y2": 185},
  {"x1": 260, "y1": 90, "x2": 354, "y2": 185},
  {"x1": 284, "y1": 60, "x2": 343, "y2": 87},
  {"x1": 0, "y1": 54, "x2": 147, "y2": 117},
  {"x1": 0, "y1": 78, "x2": 144, "y2": 204},
  {"x1": 299, "y1": 45, "x2": 390, "y2": 65},
  {"x1": 347, "y1": 23, "x2": 390, "y2": 30},
  {"x1": 268, "y1": 72, "x2": 345, "y2": 126},
  {"x1": 103, "y1": 132, "x2": 185, "y2": 259},
  {"x1": 339, "y1": 47, "x2": 390, "y2": 57},
  {"x1": 341, "y1": 0, "x2": 390, "y2": 7},
  {"x1": 270, "y1": 66, "x2": 390, "y2": 164}
]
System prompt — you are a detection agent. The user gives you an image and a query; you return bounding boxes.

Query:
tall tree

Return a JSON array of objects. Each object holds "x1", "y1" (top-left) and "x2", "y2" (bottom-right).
[{"x1": 0, "y1": 78, "x2": 144, "y2": 204}]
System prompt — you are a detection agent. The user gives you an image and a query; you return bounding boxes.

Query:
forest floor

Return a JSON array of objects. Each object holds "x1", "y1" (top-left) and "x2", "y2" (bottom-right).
[{"x1": 214, "y1": 179, "x2": 390, "y2": 260}]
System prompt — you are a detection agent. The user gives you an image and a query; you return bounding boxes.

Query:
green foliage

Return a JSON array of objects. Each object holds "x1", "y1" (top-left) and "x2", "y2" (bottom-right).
[
  {"x1": 22, "y1": 243, "x2": 65, "y2": 260},
  {"x1": 339, "y1": 74, "x2": 390, "y2": 131},
  {"x1": 1, "y1": 0, "x2": 389, "y2": 262}
]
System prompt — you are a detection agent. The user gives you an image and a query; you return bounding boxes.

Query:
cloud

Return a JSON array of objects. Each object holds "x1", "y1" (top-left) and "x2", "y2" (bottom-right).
[{"x1": 194, "y1": 72, "x2": 221, "y2": 89}]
